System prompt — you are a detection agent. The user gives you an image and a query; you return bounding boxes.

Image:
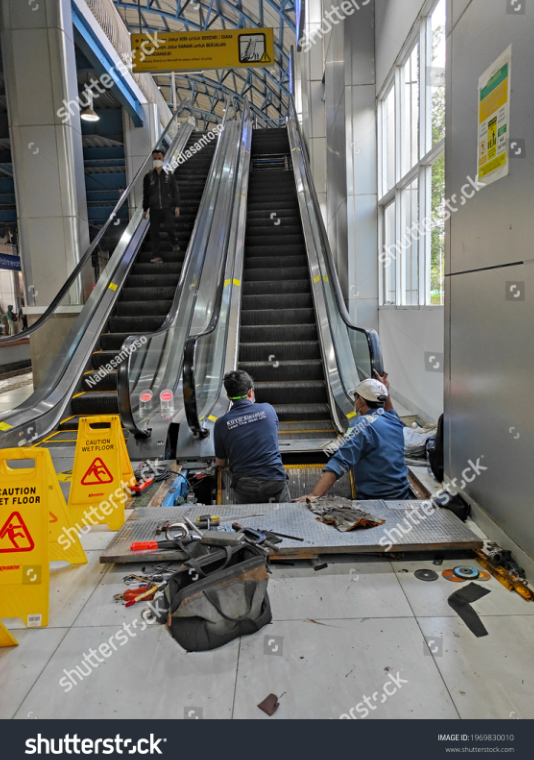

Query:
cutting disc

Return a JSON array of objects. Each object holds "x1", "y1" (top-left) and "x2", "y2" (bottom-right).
[
  {"x1": 477, "y1": 570, "x2": 491, "y2": 582},
  {"x1": 453, "y1": 566, "x2": 479, "y2": 580},
  {"x1": 442, "y1": 569, "x2": 466, "y2": 583},
  {"x1": 414, "y1": 568, "x2": 439, "y2": 582}
]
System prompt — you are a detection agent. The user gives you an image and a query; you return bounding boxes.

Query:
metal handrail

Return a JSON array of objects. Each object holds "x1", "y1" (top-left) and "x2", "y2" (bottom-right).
[
  {"x1": 182, "y1": 100, "x2": 251, "y2": 438},
  {"x1": 288, "y1": 97, "x2": 384, "y2": 377},
  {"x1": 0, "y1": 99, "x2": 193, "y2": 347},
  {"x1": 117, "y1": 97, "x2": 237, "y2": 438}
]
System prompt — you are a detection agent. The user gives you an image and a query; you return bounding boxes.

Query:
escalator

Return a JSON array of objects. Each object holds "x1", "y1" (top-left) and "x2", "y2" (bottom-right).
[
  {"x1": 180, "y1": 100, "x2": 384, "y2": 500},
  {"x1": 0, "y1": 100, "x2": 239, "y2": 456},
  {"x1": 240, "y1": 128, "x2": 336, "y2": 446},
  {"x1": 57, "y1": 131, "x2": 216, "y2": 437}
]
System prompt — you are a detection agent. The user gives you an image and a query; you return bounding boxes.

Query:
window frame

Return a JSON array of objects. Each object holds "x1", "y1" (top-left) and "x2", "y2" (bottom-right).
[{"x1": 377, "y1": 0, "x2": 446, "y2": 308}]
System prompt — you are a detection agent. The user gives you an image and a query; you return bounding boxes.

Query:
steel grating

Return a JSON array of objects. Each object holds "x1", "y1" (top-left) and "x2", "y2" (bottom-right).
[{"x1": 100, "y1": 501, "x2": 483, "y2": 564}]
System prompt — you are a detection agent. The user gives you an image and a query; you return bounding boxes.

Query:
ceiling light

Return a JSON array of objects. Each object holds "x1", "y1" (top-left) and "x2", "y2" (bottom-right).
[{"x1": 80, "y1": 90, "x2": 100, "y2": 122}]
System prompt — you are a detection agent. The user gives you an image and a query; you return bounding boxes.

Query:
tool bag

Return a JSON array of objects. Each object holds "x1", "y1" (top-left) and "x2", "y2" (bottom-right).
[{"x1": 161, "y1": 543, "x2": 272, "y2": 652}]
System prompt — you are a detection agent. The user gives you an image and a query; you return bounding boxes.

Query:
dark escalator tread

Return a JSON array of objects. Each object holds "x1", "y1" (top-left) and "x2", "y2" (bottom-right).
[
  {"x1": 115, "y1": 300, "x2": 172, "y2": 317},
  {"x1": 272, "y1": 404, "x2": 331, "y2": 422},
  {"x1": 100, "y1": 333, "x2": 145, "y2": 351},
  {"x1": 82, "y1": 371, "x2": 117, "y2": 391},
  {"x1": 120, "y1": 287, "x2": 176, "y2": 301},
  {"x1": 133, "y1": 262, "x2": 183, "y2": 275},
  {"x1": 245, "y1": 235, "x2": 304, "y2": 248},
  {"x1": 279, "y1": 420, "x2": 336, "y2": 432},
  {"x1": 71, "y1": 392, "x2": 119, "y2": 415},
  {"x1": 109, "y1": 315, "x2": 166, "y2": 332},
  {"x1": 239, "y1": 341, "x2": 321, "y2": 361},
  {"x1": 238, "y1": 360, "x2": 324, "y2": 382},
  {"x1": 240, "y1": 308, "x2": 316, "y2": 326},
  {"x1": 125, "y1": 274, "x2": 180, "y2": 288},
  {"x1": 242, "y1": 280, "x2": 311, "y2": 296},
  {"x1": 239, "y1": 324, "x2": 319, "y2": 342},
  {"x1": 243, "y1": 267, "x2": 310, "y2": 282},
  {"x1": 59, "y1": 415, "x2": 117, "y2": 431},
  {"x1": 254, "y1": 381, "x2": 328, "y2": 405},
  {"x1": 241, "y1": 293, "x2": 313, "y2": 310},
  {"x1": 244, "y1": 255, "x2": 307, "y2": 269}
]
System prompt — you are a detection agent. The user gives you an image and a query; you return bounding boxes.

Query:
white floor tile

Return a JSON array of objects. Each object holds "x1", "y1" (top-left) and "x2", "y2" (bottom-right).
[
  {"x1": 418, "y1": 615, "x2": 534, "y2": 719},
  {"x1": 233, "y1": 617, "x2": 459, "y2": 719},
  {"x1": 14, "y1": 625, "x2": 239, "y2": 719},
  {"x1": 269, "y1": 560, "x2": 413, "y2": 620},
  {"x1": 0, "y1": 628, "x2": 68, "y2": 719},
  {"x1": 3, "y1": 551, "x2": 109, "y2": 630},
  {"x1": 392, "y1": 559, "x2": 534, "y2": 617}
]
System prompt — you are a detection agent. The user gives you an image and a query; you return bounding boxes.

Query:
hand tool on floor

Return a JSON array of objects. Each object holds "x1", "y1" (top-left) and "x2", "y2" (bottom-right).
[
  {"x1": 125, "y1": 581, "x2": 165, "y2": 608},
  {"x1": 258, "y1": 529, "x2": 304, "y2": 542},
  {"x1": 114, "y1": 587, "x2": 154, "y2": 602}
]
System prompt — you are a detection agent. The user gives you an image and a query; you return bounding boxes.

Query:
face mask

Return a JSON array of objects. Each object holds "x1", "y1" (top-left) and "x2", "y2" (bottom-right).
[{"x1": 153, "y1": 159, "x2": 164, "y2": 169}]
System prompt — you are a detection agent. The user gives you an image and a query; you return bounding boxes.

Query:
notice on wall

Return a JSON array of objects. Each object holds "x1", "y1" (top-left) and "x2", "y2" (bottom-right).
[
  {"x1": 131, "y1": 28, "x2": 274, "y2": 74},
  {"x1": 477, "y1": 46, "x2": 511, "y2": 187}
]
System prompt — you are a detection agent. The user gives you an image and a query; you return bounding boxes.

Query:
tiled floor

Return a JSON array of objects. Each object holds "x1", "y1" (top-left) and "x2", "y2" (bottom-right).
[{"x1": 2, "y1": 522, "x2": 533, "y2": 721}]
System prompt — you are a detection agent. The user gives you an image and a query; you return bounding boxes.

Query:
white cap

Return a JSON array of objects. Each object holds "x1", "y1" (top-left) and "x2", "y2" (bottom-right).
[{"x1": 350, "y1": 378, "x2": 387, "y2": 403}]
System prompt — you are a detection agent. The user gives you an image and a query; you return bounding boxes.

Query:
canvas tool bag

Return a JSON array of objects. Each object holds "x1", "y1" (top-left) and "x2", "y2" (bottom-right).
[{"x1": 162, "y1": 543, "x2": 272, "y2": 651}]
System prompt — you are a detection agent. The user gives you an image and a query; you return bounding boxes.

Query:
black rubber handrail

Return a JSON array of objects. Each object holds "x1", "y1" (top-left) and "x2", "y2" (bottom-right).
[
  {"x1": 288, "y1": 97, "x2": 384, "y2": 377},
  {"x1": 117, "y1": 98, "x2": 238, "y2": 438},
  {"x1": 182, "y1": 101, "x2": 250, "y2": 438},
  {"x1": 0, "y1": 99, "x2": 193, "y2": 346}
]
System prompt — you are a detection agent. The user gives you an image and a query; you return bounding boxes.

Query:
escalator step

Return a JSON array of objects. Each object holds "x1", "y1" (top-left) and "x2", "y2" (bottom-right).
[
  {"x1": 91, "y1": 350, "x2": 128, "y2": 369},
  {"x1": 246, "y1": 235, "x2": 304, "y2": 248},
  {"x1": 243, "y1": 267, "x2": 309, "y2": 282},
  {"x1": 244, "y1": 245, "x2": 305, "y2": 258},
  {"x1": 273, "y1": 404, "x2": 331, "y2": 422},
  {"x1": 239, "y1": 341, "x2": 321, "y2": 361},
  {"x1": 115, "y1": 300, "x2": 172, "y2": 317},
  {"x1": 120, "y1": 287, "x2": 176, "y2": 301},
  {"x1": 245, "y1": 225, "x2": 302, "y2": 238},
  {"x1": 59, "y1": 415, "x2": 117, "y2": 431},
  {"x1": 242, "y1": 280, "x2": 311, "y2": 296},
  {"x1": 82, "y1": 370, "x2": 117, "y2": 391},
  {"x1": 240, "y1": 308, "x2": 316, "y2": 326},
  {"x1": 125, "y1": 275, "x2": 180, "y2": 288},
  {"x1": 244, "y1": 255, "x2": 307, "y2": 270},
  {"x1": 100, "y1": 333, "x2": 145, "y2": 351},
  {"x1": 241, "y1": 293, "x2": 313, "y2": 310},
  {"x1": 240, "y1": 324, "x2": 318, "y2": 342},
  {"x1": 279, "y1": 420, "x2": 336, "y2": 432},
  {"x1": 239, "y1": 360, "x2": 324, "y2": 382},
  {"x1": 254, "y1": 381, "x2": 328, "y2": 405},
  {"x1": 109, "y1": 315, "x2": 165, "y2": 332},
  {"x1": 71, "y1": 391, "x2": 119, "y2": 415}
]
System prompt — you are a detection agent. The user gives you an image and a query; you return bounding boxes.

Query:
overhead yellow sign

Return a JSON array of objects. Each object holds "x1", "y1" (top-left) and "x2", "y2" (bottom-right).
[{"x1": 131, "y1": 28, "x2": 274, "y2": 73}]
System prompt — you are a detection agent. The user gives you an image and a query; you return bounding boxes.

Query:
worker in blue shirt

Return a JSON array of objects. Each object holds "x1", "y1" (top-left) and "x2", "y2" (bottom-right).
[
  {"x1": 293, "y1": 371, "x2": 412, "y2": 502},
  {"x1": 214, "y1": 370, "x2": 290, "y2": 504}
]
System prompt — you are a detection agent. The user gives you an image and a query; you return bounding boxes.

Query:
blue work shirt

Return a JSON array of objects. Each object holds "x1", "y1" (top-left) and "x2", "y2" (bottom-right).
[
  {"x1": 324, "y1": 409, "x2": 411, "y2": 500},
  {"x1": 214, "y1": 399, "x2": 286, "y2": 481}
]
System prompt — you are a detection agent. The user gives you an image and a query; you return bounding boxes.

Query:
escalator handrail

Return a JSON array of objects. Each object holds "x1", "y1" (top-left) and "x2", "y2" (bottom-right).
[
  {"x1": 0, "y1": 99, "x2": 194, "y2": 347},
  {"x1": 182, "y1": 100, "x2": 251, "y2": 438},
  {"x1": 288, "y1": 97, "x2": 384, "y2": 377},
  {"x1": 117, "y1": 97, "x2": 237, "y2": 437}
]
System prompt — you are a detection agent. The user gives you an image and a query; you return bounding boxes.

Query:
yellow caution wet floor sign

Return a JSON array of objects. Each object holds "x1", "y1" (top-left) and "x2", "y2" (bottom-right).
[
  {"x1": 0, "y1": 449, "x2": 51, "y2": 645},
  {"x1": 68, "y1": 416, "x2": 132, "y2": 532}
]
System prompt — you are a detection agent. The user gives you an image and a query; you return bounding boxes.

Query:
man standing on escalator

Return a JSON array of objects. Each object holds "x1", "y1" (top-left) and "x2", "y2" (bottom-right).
[{"x1": 142, "y1": 148, "x2": 180, "y2": 263}]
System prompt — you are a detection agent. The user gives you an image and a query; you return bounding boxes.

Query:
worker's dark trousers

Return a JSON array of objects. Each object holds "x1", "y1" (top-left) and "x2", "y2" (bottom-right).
[
  {"x1": 233, "y1": 477, "x2": 291, "y2": 505},
  {"x1": 150, "y1": 208, "x2": 176, "y2": 254}
]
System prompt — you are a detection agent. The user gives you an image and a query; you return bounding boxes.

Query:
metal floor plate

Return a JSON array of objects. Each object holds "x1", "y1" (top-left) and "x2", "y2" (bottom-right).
[{"x1": 100, "y1": 501, "x2": 483, "y2": 564}]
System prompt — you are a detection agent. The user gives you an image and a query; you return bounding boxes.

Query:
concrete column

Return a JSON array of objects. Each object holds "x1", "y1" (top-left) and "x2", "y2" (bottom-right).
[{"x1": 0, "y1": 0, "x2": 90, "y2": 307}]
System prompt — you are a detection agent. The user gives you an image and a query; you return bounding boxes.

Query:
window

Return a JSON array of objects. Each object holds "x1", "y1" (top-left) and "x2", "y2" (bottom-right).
[{"x1": 378, "y1": 0, "x2": 446, "y2": 307}]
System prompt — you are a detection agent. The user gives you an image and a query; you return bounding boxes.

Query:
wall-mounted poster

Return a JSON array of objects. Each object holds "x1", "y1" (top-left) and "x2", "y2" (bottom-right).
[{"x1": 477, "y1": 46, "x2": 511, "y2": 187}]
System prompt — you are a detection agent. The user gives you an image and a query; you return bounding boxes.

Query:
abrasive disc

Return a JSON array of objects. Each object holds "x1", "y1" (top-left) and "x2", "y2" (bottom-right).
[
  {"x1": 442, "y1": 569, "x2": 466, "y2": 582},
  {"x1": 476, "y1": 570, "x2": 491, "y2": 582},
  {"x1": 453, "y1": 566, "x2": 479, "y2": 580},
  {"x1": 414, "y1": 568, "x2": 439, "y2": 582}
]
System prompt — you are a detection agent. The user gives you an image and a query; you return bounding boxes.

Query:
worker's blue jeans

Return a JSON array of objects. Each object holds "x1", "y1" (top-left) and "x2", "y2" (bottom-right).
[{"x1": 232, "y1": 477, "x2": 291, "y2": 505}]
